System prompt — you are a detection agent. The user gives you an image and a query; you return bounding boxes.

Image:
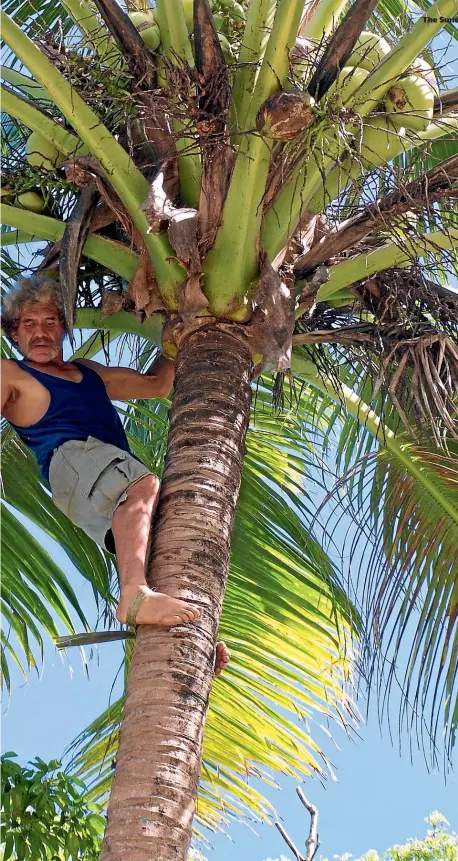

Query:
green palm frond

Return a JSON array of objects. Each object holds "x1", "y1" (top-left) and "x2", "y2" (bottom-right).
[
  {"x1": 0, "y1": 505, "x2": 88, "y2": 687},
  {"x1": 354, "y1": 442, "x2": 458, "y2": 763},
  {"x1": 0, "y1": 437, "x2": 118, "y2": 688},
  {"x1": 292, "y1": 357, "x2": 458, "y2": 763}
]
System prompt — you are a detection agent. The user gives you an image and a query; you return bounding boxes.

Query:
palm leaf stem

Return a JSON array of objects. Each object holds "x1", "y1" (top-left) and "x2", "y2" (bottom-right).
[
  {"x1": 0, "y1": 203, "x2": 138, "y2": 279},
  {"x1": 313, "y1": 226, "x2": 458, "y2": 301},
  {"x1": 153, "y1": 2, "x2": 201, "y2": 206},
  {"x1": 76, "y1": 307, "x2": 164, "y2": 341},
  {"x1": 203, "y1": 0, "x2": 304, "y2": 316},
  {"x1": 0, "y1": 67, "x2": 49, "y2": 100},
  {"x1": 0, "y1": 11, "x2": 186, "y2": 303},
  {"x1": 60, "y1": 0, "x2": 121, "y2": 63},
  {"x1": 0, "y1": 230, "x2": 35, "y2": 246},
  {"x1": 154, "y1": 0, "x2": 194, "y2": 66},
  {"x1": 231, "y1": 0, "x2": 277, "y2": 133},
  {"x1": 70, "y1": 331, "x2": 107, "y2": 360},
  {"x1": 291, "y1": 353, "x2": 458, "y2": 526},
  {"x1": 301, "y1": 0, "x2": 348, "y2": 39},
  {"x1": 1, "y1": 85, "x2": 86, "y2": 156},
  {"x1": 263, "y1": 156, "x2": 362, "y2": 260}
]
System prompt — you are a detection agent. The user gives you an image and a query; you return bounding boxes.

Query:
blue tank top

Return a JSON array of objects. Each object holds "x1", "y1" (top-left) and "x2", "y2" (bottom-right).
[{"x1": 9, "y1": 360, "x2": 131, "y2": 482}]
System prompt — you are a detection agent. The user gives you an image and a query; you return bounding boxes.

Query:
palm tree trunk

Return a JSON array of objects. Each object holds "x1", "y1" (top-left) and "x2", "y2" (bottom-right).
[{"x1": 100, "y1": 325, "x2": 253, "y2": 861}]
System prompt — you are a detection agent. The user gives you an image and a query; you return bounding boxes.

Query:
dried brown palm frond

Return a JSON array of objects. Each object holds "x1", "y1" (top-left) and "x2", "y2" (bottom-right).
[{"x1": 292, "y1": 266, "x2": 458, "y2": 441}]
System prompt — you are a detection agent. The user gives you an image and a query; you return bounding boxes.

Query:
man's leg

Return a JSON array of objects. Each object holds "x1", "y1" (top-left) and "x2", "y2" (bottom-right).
[{"x1": 113, "y1": 474, "x2": 201, "y2": 627}]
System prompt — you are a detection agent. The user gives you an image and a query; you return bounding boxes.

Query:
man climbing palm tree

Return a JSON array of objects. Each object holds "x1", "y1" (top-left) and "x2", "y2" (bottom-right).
[{"x1": 1, "y1": 273, "x2": 229, "y2": 673}]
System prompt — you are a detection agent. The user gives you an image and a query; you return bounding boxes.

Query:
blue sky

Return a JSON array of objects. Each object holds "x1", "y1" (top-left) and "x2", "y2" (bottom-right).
[{"x1": 2, "y1": 526, "x2": 457, "y2": 861}]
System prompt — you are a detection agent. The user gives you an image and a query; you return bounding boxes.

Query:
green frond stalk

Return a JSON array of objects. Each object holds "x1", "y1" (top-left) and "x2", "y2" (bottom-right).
[
  {"x1": 1, "y1": 86, "x2": 86, "y2": 157},
  {"x1": 231, "y1": 0, "x2": 277, "y2": 133},
  {"x1": 203, "y1": 0, "x2": 304, "y2": 317},
  {"x1": 0, "y1": 203, "x2": 138, "y2": 279},
  {"x1": 291, "y1": 355, "x2": 458, "y2": 527},
  {"x1": 153, "y1": 2, "x2": 200, "y2": 206},
  {"x1": 314, "y1": 226, "x2": 458, "y2": 302},
  {"x1": 1, "y1": 68, "x2": 49, "y2": 100},
  {"x1": 175, "y1": 123, "x2": 202, "y2": 209},
  {"x1": 262, "y1": 155, "x2": 360, "y2": 260},
  {"x1": 76, "y1": 307, "x2": 164, "y2": 343},
  {"x1": 301, "y1": 0, "x2": 348, "y2": 40},
  {"x1": 154, "y1": 0, "x2": 194, "y2": 66},
  {"x1": 348, "y1": 0, "x2": 458, "y2": 115},
  {"x1": 0, "y1": 230, "x2": 35, "y2": 246},
  {"x1": 60, "y1": 0, "x2": 121, "y2": 63},
  {"x1": 1, "y1": 12, "x2": 186, "y2": 305}
]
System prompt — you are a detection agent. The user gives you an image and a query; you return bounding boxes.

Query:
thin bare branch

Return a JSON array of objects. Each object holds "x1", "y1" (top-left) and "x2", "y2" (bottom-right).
[
  {"x1": 294, "y1": 155, "x2": 458, "y2": 276},
  {"x1": 276, "y1": 821, "x2": 305, "y2": 861},
  {"x1": 297, "y1": 788, "x2": 320, "y2": 861}
]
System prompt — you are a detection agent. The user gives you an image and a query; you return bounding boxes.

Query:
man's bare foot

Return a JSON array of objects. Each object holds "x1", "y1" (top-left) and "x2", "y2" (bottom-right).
[
  {"x1": 214, "y1": 641, "x2": 230, "y2": 676},
  {"x1": 117, "y1": 585, "x2": 201, "y2": 627}
]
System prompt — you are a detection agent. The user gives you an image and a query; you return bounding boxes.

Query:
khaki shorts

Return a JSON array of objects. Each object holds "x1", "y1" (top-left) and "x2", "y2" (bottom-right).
[{"x1": 48, "y1": 436, "x2": 153, "y2": 552}]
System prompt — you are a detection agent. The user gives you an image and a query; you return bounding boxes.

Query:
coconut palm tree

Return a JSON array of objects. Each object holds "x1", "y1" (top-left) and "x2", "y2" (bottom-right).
[{"x1": 1, "y1": 0, "x2": 457, "y2": 859}]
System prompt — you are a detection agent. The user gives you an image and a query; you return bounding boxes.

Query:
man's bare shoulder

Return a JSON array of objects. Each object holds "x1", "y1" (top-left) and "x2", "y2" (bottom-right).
[
  {"x1": 1, "y1": 358, "x2": 26, "y2": 412},
  {"x1": 1, "y1": 357, "x2": 22, "y2": 382},
  {"x1": 76, "y1": 358, "x2": 110, "y2": 379}
]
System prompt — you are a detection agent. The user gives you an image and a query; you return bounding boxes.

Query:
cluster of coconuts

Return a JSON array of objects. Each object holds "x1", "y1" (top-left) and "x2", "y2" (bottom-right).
[
  {"x1": 10, "y1": 130, "x2": 64, "y2": 213},
  {"x1": 258, "y1": 29, "x2": 439, "y2": 169},
  {"x1": 127, "y1": 0, "x2": 245, "y2": 59},
  {"x1": 329, "y1": 32, "x2": 438, "y2": 167}
]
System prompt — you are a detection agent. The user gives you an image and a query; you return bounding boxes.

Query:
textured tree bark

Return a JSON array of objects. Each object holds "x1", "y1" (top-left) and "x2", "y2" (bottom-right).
[{"x1": 100, "y1": 325, "x2": 253, "y2": 861}]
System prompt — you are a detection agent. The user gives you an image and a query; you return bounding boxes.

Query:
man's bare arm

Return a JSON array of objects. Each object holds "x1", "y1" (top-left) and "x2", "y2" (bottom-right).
[
  {"x1": 78, "y1": 354, "x2": 175, "y2": 401},
  {"x1": 1, "y1": 359, "x2": 14, "y2": 411}
]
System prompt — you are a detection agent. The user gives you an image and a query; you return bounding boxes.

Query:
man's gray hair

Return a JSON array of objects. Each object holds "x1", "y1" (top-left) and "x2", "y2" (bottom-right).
[{"x1": 1, "y1": 273, "x2": 65, "y2": 340}]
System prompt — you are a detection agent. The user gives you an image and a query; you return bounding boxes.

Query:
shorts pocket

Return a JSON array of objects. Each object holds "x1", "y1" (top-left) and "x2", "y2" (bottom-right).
[
  {"x1": 49, "y1": 451, "x2": 79, "y2": 518},
  {"x1": 81, "y1": 440, "x2": 129, "y2": 497}
]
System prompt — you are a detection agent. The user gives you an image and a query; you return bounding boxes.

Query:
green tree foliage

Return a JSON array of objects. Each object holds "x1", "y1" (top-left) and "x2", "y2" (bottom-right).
[
  {"x1": 329, "y1": 813, "x2": 458, "y2": 861},
  {"x1": 0, "y1": 753, "x2": 105, "y2": 860}
]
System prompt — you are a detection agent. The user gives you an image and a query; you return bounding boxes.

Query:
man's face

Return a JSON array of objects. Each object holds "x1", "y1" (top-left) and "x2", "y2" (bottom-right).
[{"x1": 13, "y1": 302, "x2": 65, "y2": 363}]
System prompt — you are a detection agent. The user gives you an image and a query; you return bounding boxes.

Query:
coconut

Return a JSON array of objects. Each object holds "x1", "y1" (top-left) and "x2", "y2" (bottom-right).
[
  {"x1": 256, "y1": 90, "x2": 315, "y2": 140},
  {"x1": 16, "y1": 190, "x2": 45, "y2": 213},
  {"x1": 384, "y1": 74, "x2": 435, "y2": 132},
  {"x1": 411, "y1": 57, "x2": 439, "y2": 95},
  {"x1": 140, "y1": 23, "x2": 161, "y2": 50},
  {"x1": 359, "y1": 117, "x2": 406, "y2": 167},
  {"x1": 128, "y1": 10, "x2": 155, "y2": 29},
  {"x1": 326, "y1": 66, "x2": 370, "y2": 106},
  {"x1": 26, "y1": 132, "x2": 63, "y2": 172},
  {"x1": 347, "y1": 30, "x2": 391, "y2": 72},
  {"x1": 128, "y1": 11, "x2": 161, "y2": 49}
]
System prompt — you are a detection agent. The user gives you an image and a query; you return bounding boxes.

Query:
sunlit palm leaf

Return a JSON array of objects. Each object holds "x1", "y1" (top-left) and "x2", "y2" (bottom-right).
[
  {"x1": 361, "y1": 442, "x2": 458, "y2": 762},
  {"x1": 0, "y1": 437, "x2": 118, "y2": 688},
  {"x1": 293, "y1": 360, "x2": 458, "y2": 763}
]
